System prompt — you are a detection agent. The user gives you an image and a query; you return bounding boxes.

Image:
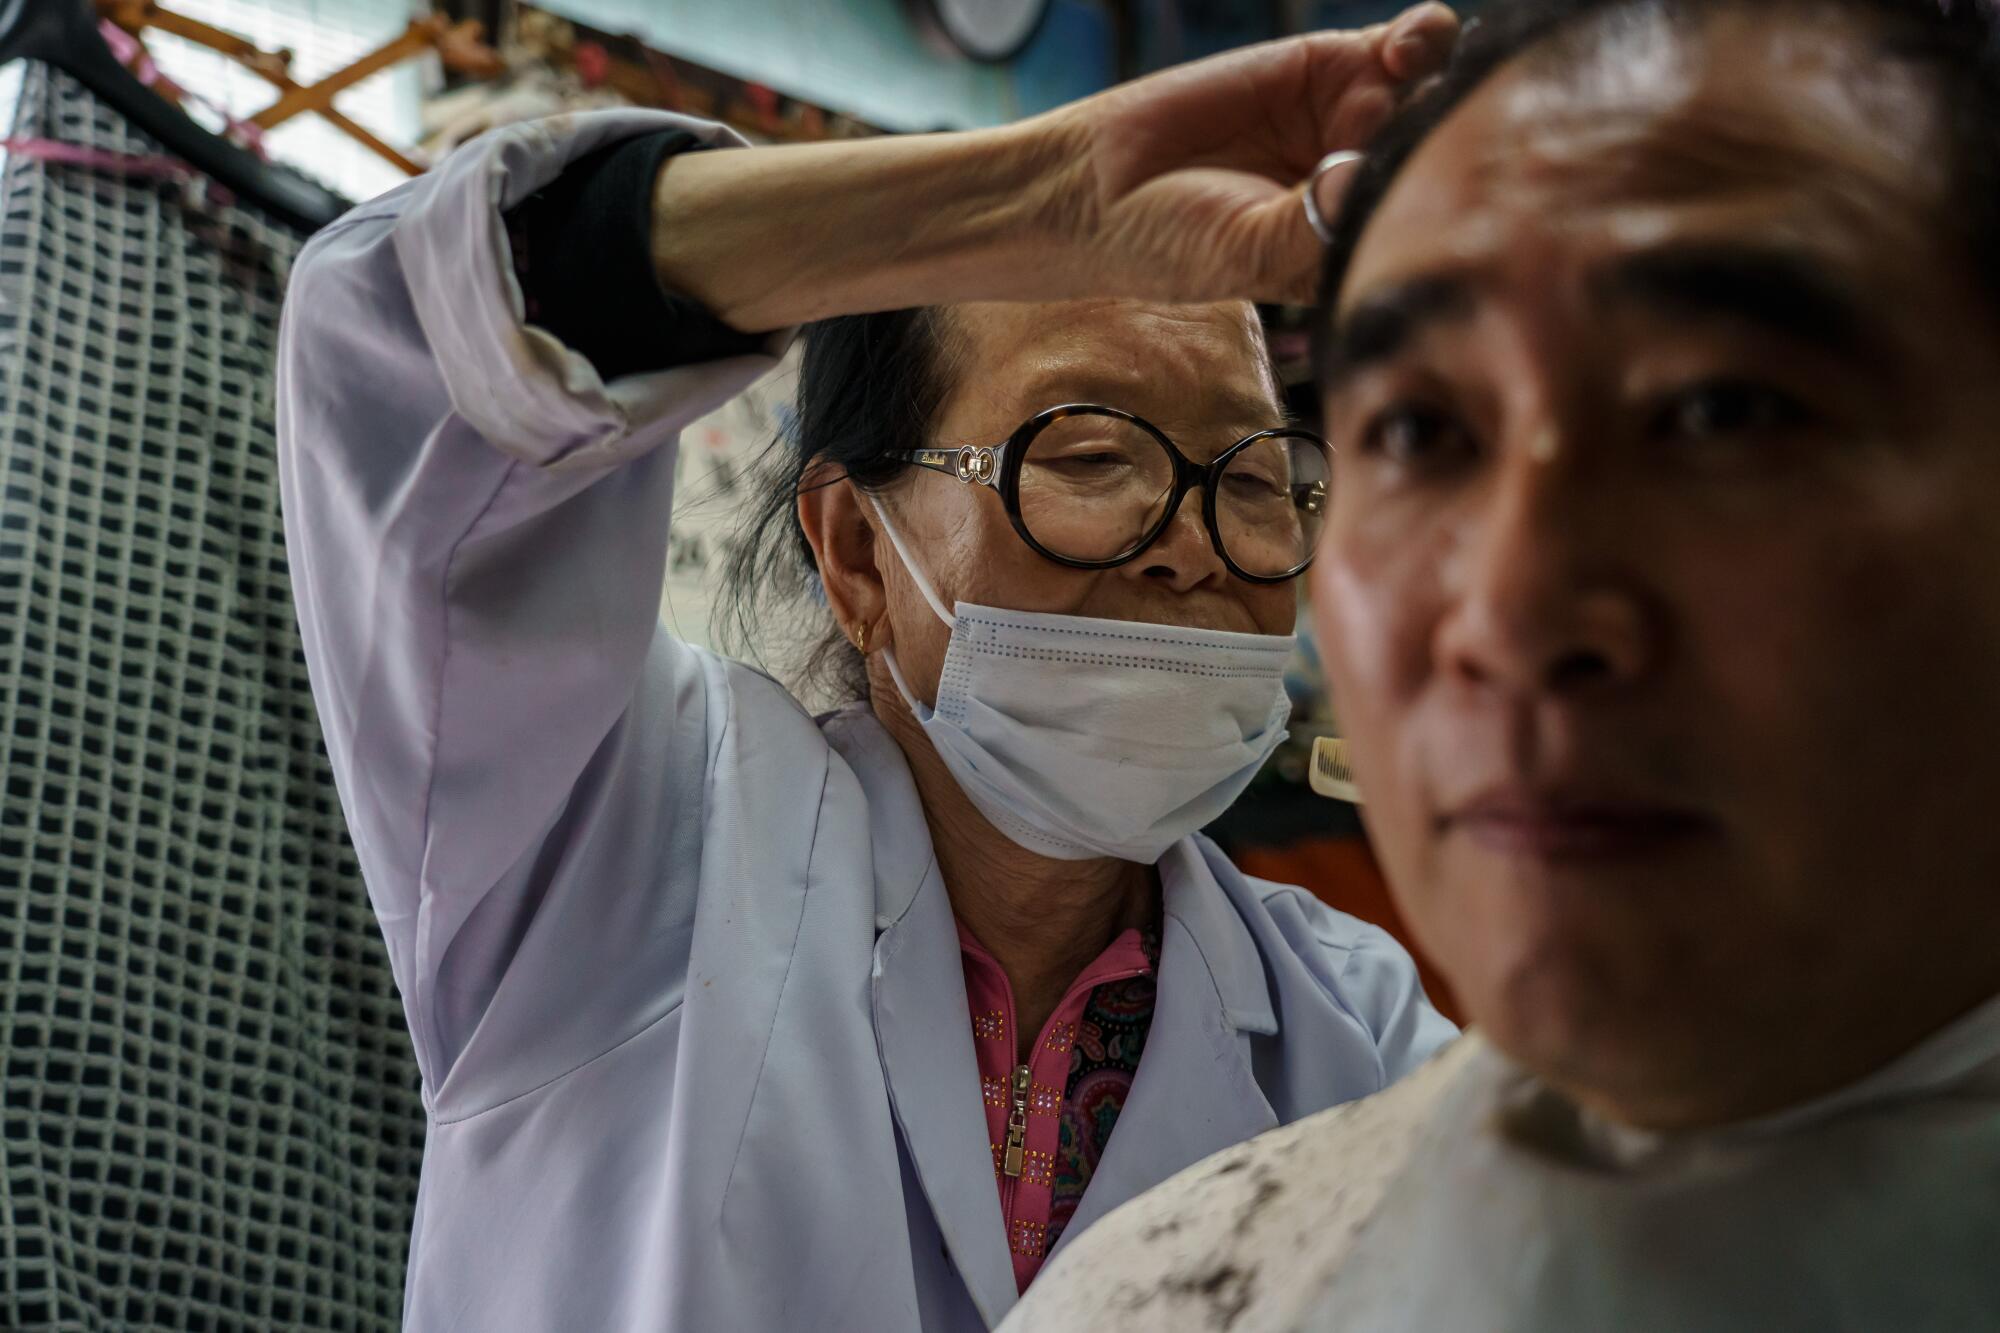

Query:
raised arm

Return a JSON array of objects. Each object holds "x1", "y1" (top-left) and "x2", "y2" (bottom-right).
[
  {"x1": 646, "y1": 8, "x2": 1458, "y2": 327},
  {"x1": 277, "y1": 111, "x2": 786, "y2": 1099}
]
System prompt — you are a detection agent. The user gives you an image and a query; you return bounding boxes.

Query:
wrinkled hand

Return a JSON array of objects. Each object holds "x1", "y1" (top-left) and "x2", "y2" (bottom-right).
[{"x1": 1032, "y1": 3, "x2": 1459, "y2": 305}]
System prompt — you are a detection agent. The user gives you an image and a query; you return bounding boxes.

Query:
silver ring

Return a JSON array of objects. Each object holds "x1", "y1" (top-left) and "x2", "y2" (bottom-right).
[{"x1": 1303, "y1": 150, "x2": 1365, "y2": 246}]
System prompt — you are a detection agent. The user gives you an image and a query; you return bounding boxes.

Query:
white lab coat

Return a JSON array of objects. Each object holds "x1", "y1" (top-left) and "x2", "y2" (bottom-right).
[{"x1": 275, "y1": 109, "x2": 1456, "y2": 1333}]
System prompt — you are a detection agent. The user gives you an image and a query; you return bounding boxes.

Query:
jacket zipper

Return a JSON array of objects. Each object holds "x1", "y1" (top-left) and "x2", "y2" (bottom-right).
[
  {"x1": 1002, "y1": 1063, "x2": 1030, "y2": 1179},
  {"x1": 994, "y1": 957, "x2": 1151, "y2": 1265}
]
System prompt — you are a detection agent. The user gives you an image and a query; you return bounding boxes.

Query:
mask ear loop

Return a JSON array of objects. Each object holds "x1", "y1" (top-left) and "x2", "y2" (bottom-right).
[
  {"x1": 864, "y1": 492, "x2": 956, "y2": 716},
  {"x1": 866, "y1": 493, "x2": 957, "y2": 629}
]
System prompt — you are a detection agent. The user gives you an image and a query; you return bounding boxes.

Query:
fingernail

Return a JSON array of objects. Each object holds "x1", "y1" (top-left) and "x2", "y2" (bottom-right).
[{"x1": 1391, "y1": 2, "x2": 1452, "y2": 44}]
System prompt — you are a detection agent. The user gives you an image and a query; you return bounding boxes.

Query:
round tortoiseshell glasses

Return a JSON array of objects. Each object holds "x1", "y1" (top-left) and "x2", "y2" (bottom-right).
[{"x1": 891, "y1": 404, "x2": 1334, "y2": 583}]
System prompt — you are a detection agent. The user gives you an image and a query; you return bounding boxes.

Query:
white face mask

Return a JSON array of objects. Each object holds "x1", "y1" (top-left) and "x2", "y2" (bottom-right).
[{"x1": 868, "y1": 497, "x2": 1294, "y2": 864}]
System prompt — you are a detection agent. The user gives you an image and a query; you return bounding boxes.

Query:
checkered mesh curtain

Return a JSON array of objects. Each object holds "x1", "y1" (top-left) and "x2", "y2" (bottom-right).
[{"x1": 0, "y1": 63, "x2": 424, "y2": 1331}]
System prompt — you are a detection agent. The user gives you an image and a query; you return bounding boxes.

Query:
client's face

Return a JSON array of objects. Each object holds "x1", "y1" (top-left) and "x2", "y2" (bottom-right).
[{"x1": 1314, "y1": 6, "x2": 2000, "y2": 1127}]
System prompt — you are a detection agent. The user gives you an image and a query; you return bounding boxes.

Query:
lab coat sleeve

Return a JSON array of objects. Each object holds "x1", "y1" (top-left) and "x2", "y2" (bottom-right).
[
  {"x1": 276, "y1": 109, "x2": 791, "y2": 1102},
  {"x1": 1256, "y1": 882, "x2": 1459, "y2": 1086},
  {"x1": 1336, "y1": 921, "x2": 1461, "y2": 1082}
]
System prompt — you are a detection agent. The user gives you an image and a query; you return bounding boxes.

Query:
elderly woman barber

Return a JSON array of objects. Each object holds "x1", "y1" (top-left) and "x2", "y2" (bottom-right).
[{"x1": 277, "y1": 6, "x2": 1458, "y2": 1329}]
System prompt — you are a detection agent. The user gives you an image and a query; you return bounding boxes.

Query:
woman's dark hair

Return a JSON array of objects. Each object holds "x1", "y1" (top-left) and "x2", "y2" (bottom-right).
[
  {"x1": 1314, "y1": 0, "x2": 2000, "y2": 370},
  {"x1": 718, "y1": 308, "x2": 957, "y2": 700}
]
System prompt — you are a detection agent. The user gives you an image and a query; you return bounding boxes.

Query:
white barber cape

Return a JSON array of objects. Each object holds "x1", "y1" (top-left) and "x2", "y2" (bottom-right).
[
  {"x1": 1003, "y1": 993, "x2": 2000, "y2": 1332},
  {"x1": 274, "y1": 109, "x2": 1455, "y2": 1333}
]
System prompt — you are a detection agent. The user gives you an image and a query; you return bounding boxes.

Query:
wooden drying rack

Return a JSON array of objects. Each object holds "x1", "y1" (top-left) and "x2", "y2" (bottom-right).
[{"x1": 96, "y1": 1, "x2": 505, "y2": 176}]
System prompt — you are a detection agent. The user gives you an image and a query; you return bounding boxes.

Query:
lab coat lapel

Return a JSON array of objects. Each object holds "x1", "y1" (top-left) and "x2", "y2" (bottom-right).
[
  {"x1": 831, "y1": 708, "x2": 1019, "y2": 1328},
  {"x1": 1050, "y1": 839, "x2": 1282, "y2": 1253},
  {"x1": 872, "y1": 870, "x2": 1019, "y2": 1328}
]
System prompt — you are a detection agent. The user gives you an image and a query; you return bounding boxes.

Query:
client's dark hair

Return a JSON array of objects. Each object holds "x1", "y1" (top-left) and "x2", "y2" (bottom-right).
[
  {"x1": 1314, "y1": 0, "x2": 2000, "y2": 369},
  {"x1": 718, "y1": 308, "x2": 957, "y2": 700}
]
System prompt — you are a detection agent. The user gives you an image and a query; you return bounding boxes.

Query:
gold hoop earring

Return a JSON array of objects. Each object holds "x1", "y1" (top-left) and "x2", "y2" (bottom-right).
[{"x1": 854, "y1": 621, "x2": 870, "y2": 654}]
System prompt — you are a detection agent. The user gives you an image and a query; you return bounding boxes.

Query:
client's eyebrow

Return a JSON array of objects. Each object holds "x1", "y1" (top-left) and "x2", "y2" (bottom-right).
[
  {"x1": 1321, "y1": 276, "x2": 1476, "y2": 384},
  {"x1": 1597, "y1": 243, "x2": 1878, "y2": 360}
]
